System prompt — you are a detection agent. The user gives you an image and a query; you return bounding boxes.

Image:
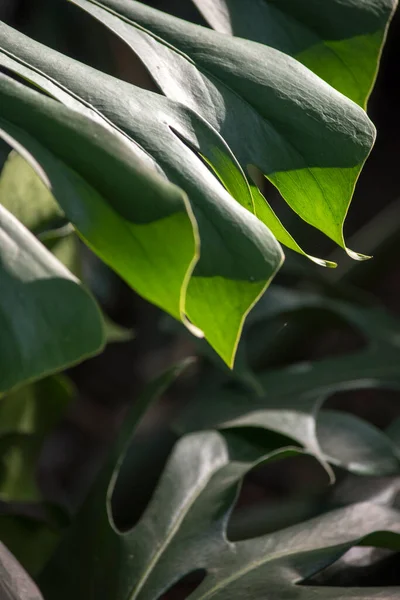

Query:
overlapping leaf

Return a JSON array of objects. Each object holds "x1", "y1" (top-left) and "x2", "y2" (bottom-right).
[
  {"x1": 0, "y1": 150, "x2": 104, "y2": 393},
  {"x1": 191, "y1": 0, "x2": 397, "y2": 107},
  {"x1": 0, "y1": 150, "x2": 64, "y2": 235},
  {"x1": 0, "y1": 23, "x2": 283, "y2": 366},
  {"x1": 40, "y1": 417, "x2": 400, "y2": 600},
  {"x1": 2, "y1": 150, "x2": 134, "y2": 343},
  {"x1": 177, "y1": 287, "x2": 400, "y2": 474},
  {"x1": 0, "y1": 201, "x2": 105, "y2": 393},
  {"x1": 71, "y1": 0, "x2": 378, "y2": 265}
]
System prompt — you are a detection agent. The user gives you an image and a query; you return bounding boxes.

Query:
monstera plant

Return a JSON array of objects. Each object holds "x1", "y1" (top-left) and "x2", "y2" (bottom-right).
[{"x1": 0, "y1": 0, "x2": 400, "y2": 599}]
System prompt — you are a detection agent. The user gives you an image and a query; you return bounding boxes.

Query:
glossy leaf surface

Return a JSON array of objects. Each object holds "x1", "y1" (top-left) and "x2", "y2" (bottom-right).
[
  {"x1": 71, "y1": 0, "x2": 377, "y2": 264},
  {"x1": 0, "y1": 25, "x2": 282, "y2": 366},
  {"x1": 177, "y1": 287, "x2": 400, "y2": 475},
  {"x1": 40, "y1": 424, "x2": 400, "y2": 600},
  {"x1": 191, "y1": 0, "x2": 397, "y2": 107}
]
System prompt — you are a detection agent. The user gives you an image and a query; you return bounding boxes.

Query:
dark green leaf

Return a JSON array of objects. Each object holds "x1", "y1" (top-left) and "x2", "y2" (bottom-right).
[
  {"x1": 71, "y1": 0, "x2": 377, "y2": 264},
  {"x1": 0, "y1": 203, "x2": 104, "y2": 393},
  {"x1": 0, "y1": 28, "x2": 283, "y2": 365},
  {"x1": 191, "y1": 0, "x2": 396, "y2": 107},
  {"x1": 40, "y1": 427, "x2": 400, "y2": 600},
  {"x1": 176, "y1": 288, "x2": 400, "y2": 474},
  {"x1": 0, "y1": 515, "x2": 60, "y2": 579},
  {"x1": 0, "y1": 435, "x2": 43, "y2": 504},
  {"x1": 318, "y1": 410, "x2": 400, "y2": 475}
]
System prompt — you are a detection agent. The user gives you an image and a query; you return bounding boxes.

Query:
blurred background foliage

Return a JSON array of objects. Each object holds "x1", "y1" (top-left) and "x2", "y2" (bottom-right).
[{"x1": 1, "y1": 0, "x2": 400, "y2": 591}]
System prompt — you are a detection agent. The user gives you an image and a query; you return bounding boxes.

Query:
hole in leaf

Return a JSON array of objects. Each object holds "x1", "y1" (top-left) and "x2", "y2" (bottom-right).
[
  {"x1": 227, "y1": 452, "x2": 327, "y2": 542},
  {"x1": 301, "y1": 546, "x2": 400, "y2": 587},
  {"x1": 169, "y1": 126, "x2": 230, "y2": 196},
  {"x1": 106, "y1": 29, "x2": 161, "y2": 93},
  {"x1": 158, "y1": 569, "x2": 207, "y2": 600},
  {"x1": 247, "y1": 165, "x2": 335, "y2": 258},
  {"x1": 111, "y1": 422, "x2": 178, "y2": 533}
]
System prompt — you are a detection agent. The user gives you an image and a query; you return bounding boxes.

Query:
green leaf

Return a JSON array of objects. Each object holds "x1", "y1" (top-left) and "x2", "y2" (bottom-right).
[
  {"x1": 0, "y1": 375, "x2": 73, "y2": 437},
  {"x1": 70, "y1": 0, "x2": 378, "y2": 264},
  {"x1": 2, "y1": 148, "x2": 134, "y2": 344},
  {"x1": 0, "y1": 376, "x2": 70, "y2": 576},
  {"x1": 176, "y1": 288, "x2": 400, "y2": 475},
  {"x1": 0, "y1": 435, "x2": 44, "y2": 504},
  {"x1": 176, "y1": 388, "x2": 400, "y2": 477},
  {"x1": 191, "y1": 0, "x2": 397, "y2": 107},
  {"x1": 0, "y1": 28, "x2": 283, "y2": 367},
  {"x1": 317, "y1": 410, "x2": 400, "y2": 475},
  {"x1": 0, "y1": 516, "x2": 60, "y2": 578},
  {"x1": 0, "y1": 150, "x2": 64, "y2": 234},
  {"x1": 102, "y1": 315, "x2": 135, "y2": 344},
  {"x1": 0, "y1": 375, "x2": 73, "y2": 503},
  {"x1": 39, "y1": 426, "x2": 400, "y2": 600},
  {"x1": 0, "y1": 542, "x2": 43, "y2": 600},
  {"x1": 0, "y1": 202, "x2": 105, "y2": 393}
]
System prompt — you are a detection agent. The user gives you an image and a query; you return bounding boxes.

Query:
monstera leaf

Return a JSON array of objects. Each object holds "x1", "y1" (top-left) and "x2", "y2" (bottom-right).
[
  {"x1": 69, "y1": 0, "x2": 378, "y2": 264},
  {"x1": 191, "y1": 0, "x2": 397, "y2": 107},
  {"x1": 0, "y1": 0, "x2": 395, "y2": 368},
  {"x1": 0, "y1": 24, "x2": 282, "y2": 367},
  {"x1": 176, "y1": 287, "x2": 400, "y2": 475},
  {"x1": 39, "y1": 410, "x2": 400, "y2": 600}
]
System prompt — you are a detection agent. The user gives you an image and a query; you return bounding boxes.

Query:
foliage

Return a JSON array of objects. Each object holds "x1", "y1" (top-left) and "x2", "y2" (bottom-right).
[
  {"x1": 39, "y1": 368, "x2": 400, "y2": 600},
  {"x1": 0, "y1": 0, "x2": 395, "y2": 372},
  {"x1": 0, "y1": 0, "x2": 399, "y2": 599}
]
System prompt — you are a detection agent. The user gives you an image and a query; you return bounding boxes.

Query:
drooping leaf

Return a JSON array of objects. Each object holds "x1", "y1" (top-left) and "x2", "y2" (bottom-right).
[
  {"x1": 0, "y1": 27, "x2": 283, "y2": 366},
  {"x1": 191, "y1": 0, "x2": 397, "y2": 107},
  {"x1": 40, "y1": 424, "x2": 400, "y2": 600},
  {"x1": 70, "y1": 0, "x2": 378, "y2": 264},
  {"x1": 0, "y1": 202, "x2": 105, "y2": 393},
  {"x1": 1, "y1": 149, "x2": 134, "y2": 344},
  {"x1": 0, "y1": 542, "x2": 43, "y2": 600}
]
